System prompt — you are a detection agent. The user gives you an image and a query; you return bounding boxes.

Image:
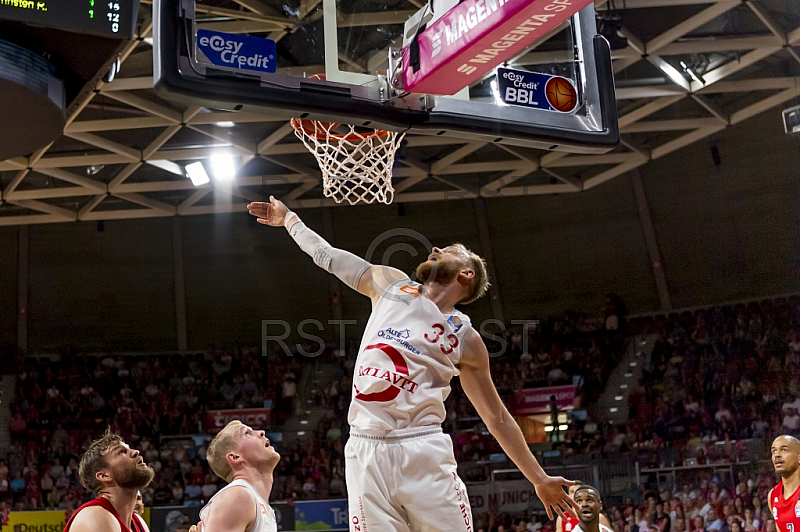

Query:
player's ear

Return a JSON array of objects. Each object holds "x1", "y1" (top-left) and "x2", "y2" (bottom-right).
[
  {"x1": 227, "y1": 452, "x2": 242, "y2": 466},
  {"x1": 459, "y1": 268, "x2": 475, "y2": 282},
  {"x1": 96, "y1": 469, "x2": 111, "y2": 483}
]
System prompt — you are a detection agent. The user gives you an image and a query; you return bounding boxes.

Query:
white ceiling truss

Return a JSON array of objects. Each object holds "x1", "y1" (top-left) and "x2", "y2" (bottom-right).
[{"x1": 0, "y1": 0, "x2": 799, "y2": 225}]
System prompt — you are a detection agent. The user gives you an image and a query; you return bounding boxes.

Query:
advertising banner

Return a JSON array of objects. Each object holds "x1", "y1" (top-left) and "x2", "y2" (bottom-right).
[
  {"x1": 8, "y1": 510, "x2": 66, "y2": 532},
  {"x1": 468, "y1": 479, "x2": 542, "y2": 515},
  {"x1": 294, "y1": 499, "x2": 349, "y2": 531},
  {"x1": 204, "y1": 408, "x2": 271, "y2": 433},
  {"x1": 149, "y1": 506, "x2": 200, "y2": 532},
  {"x1": 511, "y1": 385, "x2": 576, "y2": 415}
]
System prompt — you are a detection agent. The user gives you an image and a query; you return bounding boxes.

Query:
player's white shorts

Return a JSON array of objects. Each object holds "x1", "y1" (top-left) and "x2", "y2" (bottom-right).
[{"x1": 345, "y1": 427, "x2": 473, "y2": 532}]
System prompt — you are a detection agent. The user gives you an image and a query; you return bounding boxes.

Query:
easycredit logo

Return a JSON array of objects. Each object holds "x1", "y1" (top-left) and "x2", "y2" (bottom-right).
[{"x1": 196, "y1": 29, "x2": 277, "y2": 73}]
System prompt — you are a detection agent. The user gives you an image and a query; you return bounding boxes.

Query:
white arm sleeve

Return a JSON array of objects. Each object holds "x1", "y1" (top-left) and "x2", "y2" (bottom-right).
[{"x1": 285, "y1": 213, "x2": 371, "y2": 291}]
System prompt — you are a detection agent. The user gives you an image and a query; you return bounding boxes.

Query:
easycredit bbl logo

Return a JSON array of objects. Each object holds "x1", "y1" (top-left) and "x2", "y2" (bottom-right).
[{"x1": 196, "y1": 29, "x2": 277, "y2": 73}]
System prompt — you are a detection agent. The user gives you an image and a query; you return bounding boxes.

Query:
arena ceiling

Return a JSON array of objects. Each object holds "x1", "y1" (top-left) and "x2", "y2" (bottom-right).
[{"x1": 0, "y1": 0, "x2": 798, "y2": 226}]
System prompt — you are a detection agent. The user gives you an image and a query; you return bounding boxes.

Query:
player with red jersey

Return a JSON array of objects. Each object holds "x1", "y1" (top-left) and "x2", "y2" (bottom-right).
[
  {"x1": 63, "y1": 429, "x2": 154, "y2": 532},
  {"x1": 769, "y1": 435, "x2": 800, "y2": 532}
]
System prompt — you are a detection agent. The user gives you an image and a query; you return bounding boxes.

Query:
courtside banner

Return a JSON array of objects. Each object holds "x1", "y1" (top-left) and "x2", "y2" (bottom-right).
[
  {"x1": 204, "y1": 408, "x2": 271, "y2": 433},
  {"x1": 402, "y1": 0, "x2": 592, "y2": 95},
  {"x1": 294, "y1": 499, "x2": 349, "y2": 531},
  {"x1": 511, "y1": 384, "x2": 576, "y2": 415},
  {"x1": 8, "y1": 510, "x2": 65, "y2": 531}
]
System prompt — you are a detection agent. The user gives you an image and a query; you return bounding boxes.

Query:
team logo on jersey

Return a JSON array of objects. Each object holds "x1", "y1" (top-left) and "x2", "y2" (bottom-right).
[
  {"x1": 379, "y1": 327, "x2": 410, "y2": 339},
  {"x1": 376, "y1": 327, "x2": 421, "y2": 355},
  {"x1": 447, "y1": 315, "x2": 463, "y2": 333},
  {"x1": 795, "y1": 500, "x2": 800, "y2": 518},
  {"x1": 400, "y1": 285, "x2": 420, "y2": 297},
  {"x1": 355, "y1": 343, "x2": 420, "y2": 402}
]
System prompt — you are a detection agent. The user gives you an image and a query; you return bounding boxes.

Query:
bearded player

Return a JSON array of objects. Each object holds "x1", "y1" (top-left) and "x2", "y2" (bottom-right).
[
  {"x1": 63, "y1": 430, "x2": 153, "y2": 532},
  {"x1": 248, "y1": 197, "x2": 578, "y2": 532},
  {"x1": 768, "y1": 435, "x2": 800, "y2": 532},
  {"x1": 195, "y1": 420, "x2": 280, "y2": 532}
]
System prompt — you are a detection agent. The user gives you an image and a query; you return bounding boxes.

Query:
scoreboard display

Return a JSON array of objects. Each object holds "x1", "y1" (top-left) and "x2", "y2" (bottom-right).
[{"x1": 0, "y1": 0, "x2": 140, "y2": 38}]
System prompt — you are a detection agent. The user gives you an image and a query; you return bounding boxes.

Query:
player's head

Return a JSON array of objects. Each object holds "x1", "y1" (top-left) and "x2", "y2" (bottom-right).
[
  {"x1": 574, "y1": 485, "x2": 603, "y2": 526},
  {"x1": 134, "y1": 491, "x2": 144, "y2": 516},
  {"x1": 206, "y1": 420, "x2": 280, "y2": 482},
  {"x1": 568, "y1": 479, "x2": 584, "y2": 497},
  {"x1": 416, "y1": 243, "x2": 489, "y2": 304},
  {"x1": 771, "y1": 435, "x2": 800, "y2": 478},
  {"x1": 78, "y1": 428, "x2": 154, "y2": 493}
]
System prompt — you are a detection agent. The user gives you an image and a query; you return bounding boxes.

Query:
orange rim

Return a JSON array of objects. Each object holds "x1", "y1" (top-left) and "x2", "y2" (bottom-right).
[{"x1": 290, "y1": 117, "x2": 392, "y2": 142}]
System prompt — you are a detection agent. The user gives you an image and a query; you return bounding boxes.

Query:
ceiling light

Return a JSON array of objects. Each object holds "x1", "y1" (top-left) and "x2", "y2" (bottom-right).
[
  {"x1": 215, "y1": 121, "x2": 236, "y2": 128},
  {"x1": 490, "y1": 79, "x2": 507, "y2": 106},
  {"x1": 185, "y1": 161, "x2": 210, "y2": 186},
  {"x1": 609, "y1": 407, "x2": 619, "y2": 413},
  {"x1": 210, "y1": 153, "x2": 236, "y2": 182},
  {"x1": 680, "y1": 61, "x2": 706, "y2": 85}
]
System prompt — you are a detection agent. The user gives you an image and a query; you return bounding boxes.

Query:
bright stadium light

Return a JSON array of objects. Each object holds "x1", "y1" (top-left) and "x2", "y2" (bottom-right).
[
  {"x1": 210, "y1": 152, "x2": 236, "y2": 182},
  {"x1": 185, "y1": 161, "x2": 210, "y2": 186}
]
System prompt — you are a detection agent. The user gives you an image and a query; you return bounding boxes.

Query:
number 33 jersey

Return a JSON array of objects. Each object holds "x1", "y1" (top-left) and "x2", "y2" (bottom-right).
[{"x1": 348, "y1": 279, "x2": 473, "y2": 432}]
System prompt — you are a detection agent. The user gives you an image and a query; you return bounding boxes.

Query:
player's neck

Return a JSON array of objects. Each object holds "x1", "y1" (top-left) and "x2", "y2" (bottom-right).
[
  {"x1": 99, "y1": 488, "x2": 137, "y2": 526},
  {"x1": 580, "y1": 519, "x2": 600, "y2": 532},
  {"x1": 233, "y1": 470, "x2": 274, "y2": 503},
  {"x1": 420, "y1": 281, "x2": 461, "y2": 313},
  {"x1": 782, "y1": 470, "x2": 800, "y2": 497}
]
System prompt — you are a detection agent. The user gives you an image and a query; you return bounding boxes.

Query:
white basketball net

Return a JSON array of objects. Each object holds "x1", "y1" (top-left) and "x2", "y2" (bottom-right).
[{"x1": 291, "y1": 119, "x2": 405, "y2": 205}]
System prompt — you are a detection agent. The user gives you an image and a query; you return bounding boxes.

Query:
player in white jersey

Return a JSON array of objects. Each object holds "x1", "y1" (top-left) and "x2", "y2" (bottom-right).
[
  {"x1": 194, "y1": 420, "x2": 279, "y2": 532},
  {"x1": 572, "y1": 485, "x2": 613, "y2": 532},
  {"x1": 248, "y1": 197, "x2": 578, "y2": 532}
]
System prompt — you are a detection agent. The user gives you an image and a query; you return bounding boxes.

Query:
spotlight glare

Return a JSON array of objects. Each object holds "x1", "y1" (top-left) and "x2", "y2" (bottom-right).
[
  {"x1": 211, "y1": 153, "x2": 236, "y2": 182},
  {"x1": 185, "y1": 162, "x2": 210, "y2": 186}
]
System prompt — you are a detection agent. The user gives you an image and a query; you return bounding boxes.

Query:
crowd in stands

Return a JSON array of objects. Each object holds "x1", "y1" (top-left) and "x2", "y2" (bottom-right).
[
  {"x1": 1, "y1": 294, "x2": 798, "y2": 532},
  {"x1": 476, "y1": 461, "x2": 780, "y2": 532}
]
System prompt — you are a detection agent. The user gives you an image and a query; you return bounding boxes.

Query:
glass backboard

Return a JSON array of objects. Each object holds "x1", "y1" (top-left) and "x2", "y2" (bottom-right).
[{"x1": 154, "y1": 0, "x2": 618, "y2": 153}]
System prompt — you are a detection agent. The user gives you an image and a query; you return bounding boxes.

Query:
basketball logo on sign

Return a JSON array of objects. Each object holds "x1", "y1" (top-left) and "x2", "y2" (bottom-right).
[{"x1": 545, "y1": 77, "x2": 578, "y2": 113}]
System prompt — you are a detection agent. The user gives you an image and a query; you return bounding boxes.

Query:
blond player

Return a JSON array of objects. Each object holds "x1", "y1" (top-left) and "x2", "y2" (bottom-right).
[
  {"x1": 248, "y1": 198, "x2": 578, "y2": 532},
  {"x1": 195, "y1": 421, "x2": 280, "y2": 532}
]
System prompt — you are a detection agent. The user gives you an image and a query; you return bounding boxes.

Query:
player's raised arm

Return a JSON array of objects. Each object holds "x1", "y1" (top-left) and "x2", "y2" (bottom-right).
[
  {"x1": 247, "y1": 198, "x2": 407, "y2": 302},
  {"x1": 459, "y1": 327, "x2": 578, "y2": 521}
]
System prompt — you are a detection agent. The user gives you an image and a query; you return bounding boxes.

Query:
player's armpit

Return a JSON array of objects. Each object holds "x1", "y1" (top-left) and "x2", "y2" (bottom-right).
[
  {"x1": 358, "y1": 265, "x2": 410, "y2": 302},
  {"x1": 201, "y1": 487, "x2": 256, "y2": 532},
  {"x1": 67, "y1": 506, "x2": 122, "y2": 532}
]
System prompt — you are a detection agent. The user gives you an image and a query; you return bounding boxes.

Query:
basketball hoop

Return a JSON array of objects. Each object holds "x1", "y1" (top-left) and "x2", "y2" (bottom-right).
[{"x1": 290, "y1": 116, "x2": 404, "y2": 206}]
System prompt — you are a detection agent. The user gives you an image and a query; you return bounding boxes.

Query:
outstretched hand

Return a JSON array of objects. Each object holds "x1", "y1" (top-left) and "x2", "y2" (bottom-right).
[
  {"x1": 247, "y1": 196, "x2": 290, "y2": 227},
  {"x1": 535, "y1": 475, "x2": 578, "y2": 521}
]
